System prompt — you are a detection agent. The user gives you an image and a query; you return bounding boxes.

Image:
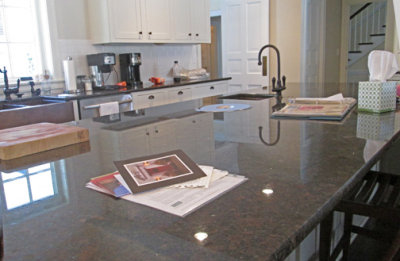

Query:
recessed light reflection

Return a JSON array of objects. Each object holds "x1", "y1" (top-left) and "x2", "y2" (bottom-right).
[
  {"x1": 194, "y1": 232, "x2": 208, "y2": 242},
  {"x1": 262, "y1": 188, "x2": 274, "y2": 195}
]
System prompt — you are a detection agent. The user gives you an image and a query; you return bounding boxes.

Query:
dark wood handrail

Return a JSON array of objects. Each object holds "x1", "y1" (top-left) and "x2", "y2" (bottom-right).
[{"x1": 350, "y1": 2, "x2": 372, "y2": 20}]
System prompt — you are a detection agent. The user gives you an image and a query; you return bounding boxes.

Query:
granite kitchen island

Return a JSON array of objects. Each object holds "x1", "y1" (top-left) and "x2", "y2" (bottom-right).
[{"x1": 1, "y1": 84, "x2": 399, "y2": 260}]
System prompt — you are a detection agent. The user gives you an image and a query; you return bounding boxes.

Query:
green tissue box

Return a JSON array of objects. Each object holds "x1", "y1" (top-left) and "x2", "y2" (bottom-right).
[{"x1": 358, "y1": 81, "x2": 396, "y2": 113}]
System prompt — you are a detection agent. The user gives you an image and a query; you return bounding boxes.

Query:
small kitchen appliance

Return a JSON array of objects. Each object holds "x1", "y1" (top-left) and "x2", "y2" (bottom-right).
[
  {"x1": 86, "y1": 53, "x2": 116, "y2": 89},
  {"x1": 119, "y1": 53, "x2": 142, "y2": 88}
]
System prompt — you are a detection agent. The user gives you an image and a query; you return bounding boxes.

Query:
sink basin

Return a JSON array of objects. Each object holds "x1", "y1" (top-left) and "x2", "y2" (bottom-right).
[
  {"x1": 0, "y1": 98, "x2": 75, "y2": 129},
  {"x1": 0, "y1": 97, "x2": 61, "y2": 111},
  {"x1": 220, "y1": 93, "x2": 275, "y2": 100}
]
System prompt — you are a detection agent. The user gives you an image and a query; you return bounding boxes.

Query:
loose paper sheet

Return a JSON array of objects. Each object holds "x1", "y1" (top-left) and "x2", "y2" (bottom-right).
[{"x1": 115, "y1": 173, "x2": 247, "y2": 217}]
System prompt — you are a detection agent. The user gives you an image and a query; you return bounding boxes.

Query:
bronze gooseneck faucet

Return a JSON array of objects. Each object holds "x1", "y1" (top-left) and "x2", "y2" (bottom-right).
[
  {"x1": 257, "y1": 44, "x2": 286, "y2": 97},
  {"x1": 1, "y1": 66, "x2": 21, "y2": 100}
]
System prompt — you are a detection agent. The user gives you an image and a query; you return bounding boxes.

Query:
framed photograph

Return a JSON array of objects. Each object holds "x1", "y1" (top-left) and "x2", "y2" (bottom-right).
[{"x1": 114, "y1": 150, "x2": 206, "y2": 193}]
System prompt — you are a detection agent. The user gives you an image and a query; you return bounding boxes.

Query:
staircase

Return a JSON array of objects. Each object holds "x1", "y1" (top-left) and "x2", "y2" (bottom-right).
[{"x1": 348, "y1": 2, "x2": 387, "y2": 66}]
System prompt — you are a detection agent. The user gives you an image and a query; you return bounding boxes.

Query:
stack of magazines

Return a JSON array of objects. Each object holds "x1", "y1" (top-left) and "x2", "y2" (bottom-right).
[
  {"x1": 272, "y1": 93, "x2": 357, "y2": 121},
  {"x1": 86, "y1": 150, "x2": 247, "y2": 217}
]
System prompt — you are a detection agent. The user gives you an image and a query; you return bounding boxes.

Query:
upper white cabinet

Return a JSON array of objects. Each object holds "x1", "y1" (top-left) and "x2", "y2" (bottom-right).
[
  {"x1": 88, "y1": 0, "x2": 210, "y2": 44},
  {"x1": 172, "y1": 0, "x2": 211, "y2": 43},
  {"x1": 108, "y1": 0, "x2": 142, "y2": 41},
  {"x1": 141, "y1": 0, "x2": 172, "y2": 41}
]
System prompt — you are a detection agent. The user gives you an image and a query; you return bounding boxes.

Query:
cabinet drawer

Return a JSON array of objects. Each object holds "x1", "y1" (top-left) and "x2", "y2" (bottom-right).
[
  {"x1": 133, "y1": 90, "x2": 167, "y2": 109},
  {"x1": 167, "y1": 87, "x2": 192, "y2": 103},
  {"x1": 192, "y1": 82, "x2": 228, "y2": 99}
]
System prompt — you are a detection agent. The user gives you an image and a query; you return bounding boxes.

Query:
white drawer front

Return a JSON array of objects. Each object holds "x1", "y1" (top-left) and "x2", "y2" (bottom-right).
[
  {"x1": 133, "y1": 91, "x2": 167, "y2": 109},
  {"x1": 192, "y1": 82, "x2": 228, "y2": 99},
  {"x1": 167, "y1": 87, "x2": 192, "y2": 103}
]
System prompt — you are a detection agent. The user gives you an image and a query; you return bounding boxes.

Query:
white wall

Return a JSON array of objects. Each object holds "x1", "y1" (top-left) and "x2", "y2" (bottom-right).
[
  {"x1": 47, "y1": 0, "x2": 200, "y2": 85},
  {"x1": 269, "y1": 0, "x2": 302, "y2": 84}
]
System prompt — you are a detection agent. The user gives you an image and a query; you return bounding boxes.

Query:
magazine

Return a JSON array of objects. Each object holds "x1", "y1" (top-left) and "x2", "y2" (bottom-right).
[
  {"x1": 114, "y1": 150, "x2": 207, "y2": 193},
  {"x1": 272, "y1": 95, "x2": 357, "y2": 121},
  {"x1": 86, "y1": 167, "x2": 247, "y2": 217},
  {"x1": 87, "y1": 171, "x2": 130, "y2": 198}
]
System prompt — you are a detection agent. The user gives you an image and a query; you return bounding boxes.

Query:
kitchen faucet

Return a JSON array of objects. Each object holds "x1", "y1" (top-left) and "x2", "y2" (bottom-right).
[
  {"x1": 1, "y1": 66, "x2": 21, "y2": 100},
  {"x1": 257, "y1": 44, "x2": 286, "y2": 97}
]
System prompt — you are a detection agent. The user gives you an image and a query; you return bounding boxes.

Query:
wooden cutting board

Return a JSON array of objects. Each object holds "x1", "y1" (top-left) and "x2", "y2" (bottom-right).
[{"x1": 0, "y1": 122, "x2": 89, "y2": 160}]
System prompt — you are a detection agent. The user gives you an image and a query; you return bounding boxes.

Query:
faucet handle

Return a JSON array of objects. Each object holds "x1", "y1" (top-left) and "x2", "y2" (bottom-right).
[
  {"x1": 282, "y1": 75, "x2": 286, "y2": 87},
  {"x1": 272, "y1": 77, "x2": 276, "y2": 90}
]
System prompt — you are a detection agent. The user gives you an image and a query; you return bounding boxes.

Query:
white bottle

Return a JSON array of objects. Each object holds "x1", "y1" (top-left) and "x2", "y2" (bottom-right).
[{"x1": 172, "y1": 61, "x2": 182, "y2": 83}]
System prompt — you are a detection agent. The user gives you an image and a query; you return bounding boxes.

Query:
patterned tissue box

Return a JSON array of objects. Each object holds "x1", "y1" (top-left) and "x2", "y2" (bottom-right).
[
  {"x1": 356, "y1": 112, "x2": 395, "y2": 140},
  {"x1": 358, "y1": 81, "x2": 397, "y2": 113}
]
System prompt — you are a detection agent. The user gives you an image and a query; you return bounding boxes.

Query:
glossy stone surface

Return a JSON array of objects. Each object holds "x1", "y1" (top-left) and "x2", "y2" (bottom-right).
[{"x1": 1, "y1": 84, "x2": 399, "y2": 260}]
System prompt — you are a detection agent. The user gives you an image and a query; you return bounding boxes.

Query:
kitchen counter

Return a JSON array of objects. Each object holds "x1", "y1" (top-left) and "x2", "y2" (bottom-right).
[
  {"x1": 1, "y1": 83, "x2": 399, "y2": 260},
  {"x1": 40, "y1": 77, "x2": 231, "y2": 101}
]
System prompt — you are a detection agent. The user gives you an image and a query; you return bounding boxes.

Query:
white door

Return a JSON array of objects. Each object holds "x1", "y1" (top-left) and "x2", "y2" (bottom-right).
[
  {"x1": 141, "y1": 0, "x2": 172, "y2": 40},
  {"x1": 222, "y1": 0, "x2": 269, "y2": 93},
  {"x1": 108, "y1": 0, "x2": 142, "y2": 41}
]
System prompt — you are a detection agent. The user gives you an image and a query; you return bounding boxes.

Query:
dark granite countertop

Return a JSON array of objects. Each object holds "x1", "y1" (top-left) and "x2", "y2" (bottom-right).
[
  {"x1": 1, "y1": 83, "x2": 399, "y2": 260},
  {"x1": 39, "y1": 77, "x2": 231, "y2": 101}
]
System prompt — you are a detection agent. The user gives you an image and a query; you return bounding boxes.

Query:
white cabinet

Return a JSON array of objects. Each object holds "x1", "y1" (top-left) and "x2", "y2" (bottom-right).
[
  {"x1": 141, "y1": 0, "x2": 172, "y2": 41},
  {"x1": 133, "y1": 90, "x2": 167, "y2": 109},
  {"x1": 172, "y1": 0, "x2": 211, "y2": 43},
  {"x1": 167, "y1": 87, "x2": 192, "y2": 103},
  {"x1": 190, "y1": 0, "x2": 210, "y2": 42},
  {"x1": 108, "y1": 0, "x2": 142, "y2": 41},
  {"x1": 192, "y1": 81, "x2": 228, "y2": 99},
  {"x1": 99, "y1": 119, "x2": 177, "y2": 161},
  {"x1": 88, "y1": 0, "x2": 209, "y2": 44},
  {"x1": 175, "y1": 113, "x2": 214, "y2": 162},
  {"x1": 88, "y1": 0, "x2": 172, "y2": 44}
]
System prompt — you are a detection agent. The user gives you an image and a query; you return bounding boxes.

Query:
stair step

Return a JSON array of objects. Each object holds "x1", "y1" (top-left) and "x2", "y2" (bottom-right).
[
  {"x1": 349, "y1": 50, "x2": 362, "y2": 54},
  {"x1": 370, "y1": 33, "x2": 385, "y2": 37},
  {"x1": 359, "y1": 42, "x2": 373, "y2": 45}
]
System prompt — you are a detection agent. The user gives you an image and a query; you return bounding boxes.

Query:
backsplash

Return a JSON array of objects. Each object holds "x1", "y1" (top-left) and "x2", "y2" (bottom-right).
[
  {"x1": 56, "y1": 40, "x2": 201, "y2": 85},
  {"x1": 0, "y1": 40, "x2": 201, "y2": 100}
]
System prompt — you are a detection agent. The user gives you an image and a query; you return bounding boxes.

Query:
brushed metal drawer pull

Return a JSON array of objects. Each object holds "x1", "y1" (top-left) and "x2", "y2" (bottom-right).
[
  {"x1": 148, "y1": 95, "x2": 155, "y2": 100},
  {"x1": 210, "y1": 86, "x2": 215, "y2": 90},
  {"x1": 83, "y1": 99, "x2": 133, "y2": 110},
  {"x1": 178, "y1": 91, "x2": 183, "y2": 95}
]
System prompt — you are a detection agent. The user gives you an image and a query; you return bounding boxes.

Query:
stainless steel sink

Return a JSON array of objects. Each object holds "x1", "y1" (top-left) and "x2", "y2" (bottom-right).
[
  {"x1": 220, "y1": 93, "x2": 275, "y2": 100},
  {"x1": 0, "y1": 97, "x2": 61, "y2": 111},
  {"x1": 0, "y1": 97, "x2": 75, "y2": 129}
]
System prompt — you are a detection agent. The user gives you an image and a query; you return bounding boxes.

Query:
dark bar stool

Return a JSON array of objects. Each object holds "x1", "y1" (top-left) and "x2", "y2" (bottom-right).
[{"x1": 319, "y1": 170, "x2": 400, "y2": 261}]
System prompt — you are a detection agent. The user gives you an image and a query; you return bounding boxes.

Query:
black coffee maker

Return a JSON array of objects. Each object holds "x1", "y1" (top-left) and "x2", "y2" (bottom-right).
[{"x1": 119, "y1": 53, "x2": 142, "y2": 88}]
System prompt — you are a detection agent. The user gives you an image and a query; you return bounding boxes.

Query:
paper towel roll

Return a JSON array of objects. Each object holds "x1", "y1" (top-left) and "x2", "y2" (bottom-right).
[{"x1": 63, "y1": 57, "x2": 77, "y2": 92}]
